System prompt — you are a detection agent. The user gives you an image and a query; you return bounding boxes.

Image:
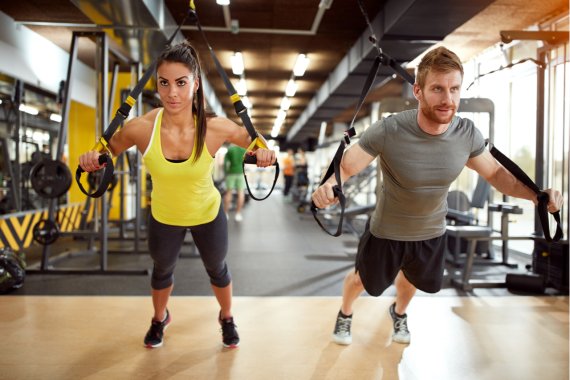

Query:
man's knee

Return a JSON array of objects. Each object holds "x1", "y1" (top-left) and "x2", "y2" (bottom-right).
[{"x1": 348, "y1": 271, "x2": 364, "y2": 289}]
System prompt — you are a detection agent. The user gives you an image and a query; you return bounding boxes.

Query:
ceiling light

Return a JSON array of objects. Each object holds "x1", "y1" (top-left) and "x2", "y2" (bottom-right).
[
  {"x1": 271, "y1": 119, "x2": 283, "y2": 138},
  {"x1": 293, "y1": 54, "x2": 310, "y2": 77},
  {"x1": 270, "y1": 129, "x2": 279, "y2": 138},
  {"x1": 280, "y1": 97, "x2": 291, "y2": 111},
  {"x1": 231, "y1": 52, "x2": 244, "y2": 75},
  {"x1": 236, "y1": 78, "x2": 247, "y2": 96},
  {"x1": 285, "y1": 79, "x2": 297, "y2": 97},
  {"x1": 49, "y1": 113, "x2": 62, "y2": 123},
  {"x1": 276, "y1": 109, "x2": 287, "y2": 123},
  {"x1": 216, "y1": 0, "x2": 230, "y2": 5},
  {"x1": 19, "y1": 104, "x2": 39, "y2": 115}
]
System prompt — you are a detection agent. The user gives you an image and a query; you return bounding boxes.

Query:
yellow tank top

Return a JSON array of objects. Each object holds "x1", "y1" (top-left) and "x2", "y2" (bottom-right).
[{"x1": 143, "y1": 108, "x2": 221, "y2": 226}]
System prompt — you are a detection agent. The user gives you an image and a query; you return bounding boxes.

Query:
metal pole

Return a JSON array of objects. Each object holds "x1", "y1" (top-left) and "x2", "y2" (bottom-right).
[
  {"x1": 12, "y1": 80, "x2": 23, "y2": 212},
  {"x1": 99, "y1": 33, "x2": 110, "y2": 270},
  {"x1": 134, "y1": 62, "x2": 143, "y2": 253}
]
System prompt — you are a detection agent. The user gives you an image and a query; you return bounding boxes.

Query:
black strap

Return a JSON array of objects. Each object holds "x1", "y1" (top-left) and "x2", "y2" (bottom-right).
[
  {"x1": 311, "y1": 0, "x2": 415, "y2": 236},
  {"x1": 190, "y1": 6, "x2": 279, "y2": 201},
  {"x1": 488, "y1": 142, "x2": 563, "y2": 242},
  {"x1": 75, "y1": 8, "x2": 193, "y2": 198}
]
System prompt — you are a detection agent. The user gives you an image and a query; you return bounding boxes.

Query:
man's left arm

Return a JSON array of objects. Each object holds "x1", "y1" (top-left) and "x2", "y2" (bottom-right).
[{"x1": 466, "y1": 150, "x2": 563, "y2": 213}]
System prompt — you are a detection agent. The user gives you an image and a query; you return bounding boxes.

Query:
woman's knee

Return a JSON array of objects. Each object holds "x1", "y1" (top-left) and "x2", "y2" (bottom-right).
[
  {"x1": 206, "y1": 263, "x2": 231, "y2": 288},
  {"x1": 151, "y1": 272, "x2": 174, "y2": 290}
]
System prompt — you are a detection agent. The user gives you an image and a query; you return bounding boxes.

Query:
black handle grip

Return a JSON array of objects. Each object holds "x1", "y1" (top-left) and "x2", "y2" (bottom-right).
[
  {"x1": 310, "y1": 185, "x2": 346, "y2": 237},
  {"x1": 75, "y1": 154, "x2": 115, "y2": 198},
  {"x1": 242, "y1": 156, "x2": 280, "y2": 201}
]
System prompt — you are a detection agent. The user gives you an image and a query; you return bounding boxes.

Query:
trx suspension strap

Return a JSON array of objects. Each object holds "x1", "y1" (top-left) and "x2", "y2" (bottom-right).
[
  {"x1": 488, "y1": 142, "x2": 563, "y2": 242},
  {"x1": 311, "y1": 0, "x2": 415, "y2": 236},
  {"x1": 75, "y1": 5, "x2": 194, "y2": 198},
  {"x1": 189, "y1": 3, "x2": 279, "y2": 201}
]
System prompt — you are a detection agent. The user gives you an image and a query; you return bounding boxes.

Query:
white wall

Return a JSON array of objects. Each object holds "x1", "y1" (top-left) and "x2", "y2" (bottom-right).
[{"x1": 0, "y1": 11, "x2": 96, "y2": 107}]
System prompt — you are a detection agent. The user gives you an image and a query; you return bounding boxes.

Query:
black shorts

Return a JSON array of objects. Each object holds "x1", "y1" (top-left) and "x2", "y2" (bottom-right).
[{"x1": 355, "y1": 226, "x2": 446, "y2": 296}]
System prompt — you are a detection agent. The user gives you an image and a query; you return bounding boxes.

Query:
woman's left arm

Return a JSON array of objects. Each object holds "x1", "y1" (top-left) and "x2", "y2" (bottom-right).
[{"x1": 211, "y1": 117, "x2": 276, "y2": 167}]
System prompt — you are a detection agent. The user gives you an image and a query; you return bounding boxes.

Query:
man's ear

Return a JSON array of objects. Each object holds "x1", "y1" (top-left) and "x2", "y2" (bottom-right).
[{"x1": 413, "y1": 83, "x2": 421, "y2": 101}]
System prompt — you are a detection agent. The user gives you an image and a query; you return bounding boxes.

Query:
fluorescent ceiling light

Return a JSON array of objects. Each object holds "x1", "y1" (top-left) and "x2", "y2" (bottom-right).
[
  {"x1": 270, "y1": 128, "x2": 280, "y2": 138},
  {"x1": 19, "y1": 104, "x2": 39, "y2": 115},
  {"x1": 216, "y1": 0, "x2": 230, "y2": 5},
  {"x1": 285, "y1": 79, "x2": 297, "y2": 97},
  {"x1": 293, "y1": 54, "x2": 310, "y2": 77},
  {"x1": 271, "y1": 119, "x2": 283, "y2": 138},
  {"x1": 231, "y1": 52, "x2": 244, "y2": 75},
  {"x1": 49, "y1": 113, "x2": 62, "y2": 123},
  {"x1": 236, "y1": 78, "x2": 247, "y2": 96},
  {"x1": 280, "y1": 97, "x2": 291, "y2": 111},
  {"x1": 276, "y1": 109, "x2": 287, "y2": 123}
]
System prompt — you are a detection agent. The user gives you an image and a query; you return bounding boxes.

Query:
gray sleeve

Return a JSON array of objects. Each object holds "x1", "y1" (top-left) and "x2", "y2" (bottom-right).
[
  {"x1": 357, "y1": 119, "x2": 385, "y2": 157},
  {"x1": 469, "y1": 122, "x2": 486, "y2": 158}
]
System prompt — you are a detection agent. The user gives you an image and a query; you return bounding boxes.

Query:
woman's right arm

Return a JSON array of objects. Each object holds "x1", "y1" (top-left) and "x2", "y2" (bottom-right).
[{"x1": 78, "y1": 115, "x2": 146, "y2": 172}]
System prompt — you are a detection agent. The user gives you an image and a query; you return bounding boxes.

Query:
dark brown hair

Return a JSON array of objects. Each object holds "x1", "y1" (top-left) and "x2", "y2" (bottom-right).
[
  {"x1": 416, "y1": 47, "x2": 464, "y2": 89},
  {"x1": 157, "y1": 41, "x2": 215, "y2": 162}
]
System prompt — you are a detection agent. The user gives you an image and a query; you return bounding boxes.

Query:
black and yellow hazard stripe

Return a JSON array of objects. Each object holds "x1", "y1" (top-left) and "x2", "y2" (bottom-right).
[{"x1": 0, "y1": 202, "x2": 94, "y2": 251}]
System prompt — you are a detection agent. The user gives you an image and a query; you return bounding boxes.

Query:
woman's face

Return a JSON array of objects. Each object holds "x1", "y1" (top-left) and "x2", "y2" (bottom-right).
[{"x1": 156, "y1": 61, "x2": 199, "y2": 114}]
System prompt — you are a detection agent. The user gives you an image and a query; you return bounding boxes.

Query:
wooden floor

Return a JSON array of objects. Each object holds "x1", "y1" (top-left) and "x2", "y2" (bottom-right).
[{"x1": 1, "y1": 295, "x2": 568, "y2": 380}]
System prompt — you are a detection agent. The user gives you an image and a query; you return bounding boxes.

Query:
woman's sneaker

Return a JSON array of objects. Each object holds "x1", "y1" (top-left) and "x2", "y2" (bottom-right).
[
  {"x1": 389, "y1": 303, "x2": 410, "y2": 344},
  {"x1": 332, "y1": 310, "x2": 352, "y2": 345},
  {"x1": 219, "y1": 312, "x2": 240, "y2": 348},
  {"x1": 144, "y1": 309, "x2": 172, "y2": 348}
]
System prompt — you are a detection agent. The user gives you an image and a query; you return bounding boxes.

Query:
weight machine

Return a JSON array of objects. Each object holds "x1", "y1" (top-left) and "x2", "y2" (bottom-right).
[{"x1": 27, "y1": 31, "x2": 149, "y2": 275}]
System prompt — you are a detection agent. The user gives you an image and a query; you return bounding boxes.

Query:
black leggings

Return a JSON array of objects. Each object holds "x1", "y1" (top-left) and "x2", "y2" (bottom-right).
[{"x1": 148, "y1": 204, "x2": 230, "y2": 290}]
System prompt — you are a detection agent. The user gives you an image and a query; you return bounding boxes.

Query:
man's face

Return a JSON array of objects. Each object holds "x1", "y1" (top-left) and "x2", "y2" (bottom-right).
[{"x1": 414, "y1": 69, "x2": 462, "y2": 125}]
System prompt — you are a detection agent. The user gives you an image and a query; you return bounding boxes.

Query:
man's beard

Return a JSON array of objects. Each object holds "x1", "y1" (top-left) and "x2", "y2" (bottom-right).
[{"x1": 420, "y1": 102, "x2": 456, "y2": 125}]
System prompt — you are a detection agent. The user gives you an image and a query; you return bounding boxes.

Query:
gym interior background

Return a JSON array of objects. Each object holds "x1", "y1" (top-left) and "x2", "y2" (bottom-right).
[{"x1": 0, "y1": 1, "x2": 568, "y2": 379}]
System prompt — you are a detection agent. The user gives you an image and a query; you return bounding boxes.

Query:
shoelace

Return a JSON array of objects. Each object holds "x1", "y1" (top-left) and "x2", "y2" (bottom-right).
[
  {"x1": 149, "y1": 320, "x2": 164, "y2": 338},
  {"x1": 335, "y1": 317, "x2": 351, "y2": 334},
  {"x1": 394, "y1": 316, "x2": 409, "y2": 333},
  {"x1": 221, "y1": 319, "x2": 238, "y2": 338}
]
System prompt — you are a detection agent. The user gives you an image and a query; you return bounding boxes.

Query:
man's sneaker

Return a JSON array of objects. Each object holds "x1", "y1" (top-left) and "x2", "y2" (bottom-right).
[
  {"x1": 332, "y1": 310, "x2": 352, "y2": 345},
  {"x1": 144, "y1": 309, "x2": 171, "y2": 348},
  {"x1": 219, "y1": 312, "x2": 240, "y2": 348},
  {"x1": 235, "y1": 213, "x2": 243, "y2": 222},
  {"x1": 389, "y1": 303, "x2": 410, "y2": 344}
]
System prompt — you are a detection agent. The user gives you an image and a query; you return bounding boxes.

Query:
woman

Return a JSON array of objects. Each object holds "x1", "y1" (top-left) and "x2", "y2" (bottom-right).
[{"x1": 79, "y1": 41, "x2": 276, "y2": 349}]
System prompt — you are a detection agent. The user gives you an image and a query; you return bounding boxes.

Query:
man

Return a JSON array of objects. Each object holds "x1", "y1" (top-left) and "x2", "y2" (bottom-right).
[
  {"x1": 311, "y1": 46, "x2": 563, "y2": 345},
  {"x1": 224, "y1": 144, "x2": 247, "y2": 222}
]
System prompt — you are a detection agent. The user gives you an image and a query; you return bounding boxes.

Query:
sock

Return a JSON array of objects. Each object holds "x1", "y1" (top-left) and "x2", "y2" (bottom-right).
[
  {"x1": 393, "y1": 304, "x2": 405, "y2": 318},
  {"x1": 339, "y1": 310, "x2": 352, "y2": 319}
]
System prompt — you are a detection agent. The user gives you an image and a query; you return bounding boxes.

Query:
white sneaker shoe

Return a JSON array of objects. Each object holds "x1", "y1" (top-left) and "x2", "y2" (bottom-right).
[
  {"x1": 389, "y1": 303, "x2": 410, "y2": 344},
  {"x1": 332, "y1": 311, "x2": 352, "y2": 345},
  {"x1": 235, "y1": 213, "x2": 243, "y2": 222}
]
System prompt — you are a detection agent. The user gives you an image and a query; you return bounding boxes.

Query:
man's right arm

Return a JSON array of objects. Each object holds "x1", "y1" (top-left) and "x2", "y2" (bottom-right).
[{"x1": 312, "y1": 144, "x2": 375, "y2": 208}]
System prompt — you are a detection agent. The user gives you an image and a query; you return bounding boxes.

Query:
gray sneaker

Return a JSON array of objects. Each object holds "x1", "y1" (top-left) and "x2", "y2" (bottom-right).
[
  {"x1": 389, "y1": 303, "x2": 410, "y2": 344},
  {"x1": 332, "y1": 311, "x2": 352, "y2": 345}
]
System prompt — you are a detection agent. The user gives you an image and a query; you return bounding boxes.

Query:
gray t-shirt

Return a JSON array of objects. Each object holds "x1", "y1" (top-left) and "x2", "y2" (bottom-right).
[{"x1": 358, "y1": 109, "x2": 485, "y2": 241}]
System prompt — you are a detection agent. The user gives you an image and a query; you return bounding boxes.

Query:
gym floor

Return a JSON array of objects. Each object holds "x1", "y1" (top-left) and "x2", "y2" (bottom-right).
[{"x1": 2, "y1": 192, "x2": 569, "y2": 379}]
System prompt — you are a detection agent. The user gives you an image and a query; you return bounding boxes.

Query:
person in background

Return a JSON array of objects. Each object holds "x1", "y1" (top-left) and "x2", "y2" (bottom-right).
[
  {"x1": 312, "y1": 46, "x2": 564, "y2": 347},
  {"x1": 295, "y1": 148, "x2": 309, "y2": 189},
  {"x1": 223, "y1": 144, "x2": 247, "y2": 222},
  {"x1": 79, "y1": 40, "x2": 276, "y2": 350},
  {"x1": 282, "y1": 148, "x2": 295, "y2": 197}
]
